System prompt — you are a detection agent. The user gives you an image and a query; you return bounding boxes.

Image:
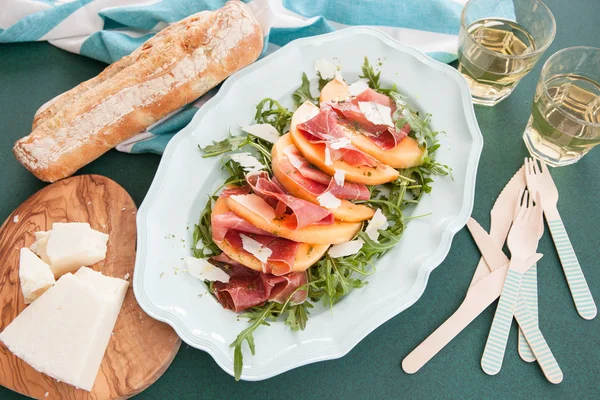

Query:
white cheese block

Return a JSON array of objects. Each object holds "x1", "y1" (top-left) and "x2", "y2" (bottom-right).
[
  {"x1": 328, "y1": 239, "x2": 365, "y2": 258},
  {"x1": 185, "y1": 257, "x2": 230, "y2": 283},
  {"x1": 348, "y1": 78, "x2": 370, "y2": 96},
  {"x1": 19, "y1": 248, "x2": 55, "y2": 304},
  {"x1": 315, "y1": 58, "x2": 337, "y2": 80},
  {"x1": 358, "y1": 101, "x2": 394, "y2": 127},
  {"x1": 30, "y1": 231, "x2": 51, "y2": 264},
  {"x1": 0, "y1": 268, "x2": 128, "y2": 391},
  {"x1": 365, "y1": 209, "x2": 389, "y2": 242},
  {"x1": 45, "y1": 223, "x2": 109, "y2": 278},
  {"x1": 240, "y1": 234, "x2": 272, "y2": 264},
  {"x1": 241, "y1": 124, "x2": 280, "y2": 144},
  {"x1": 229, "y1": 152, "x2": 265, "y2": 174}
]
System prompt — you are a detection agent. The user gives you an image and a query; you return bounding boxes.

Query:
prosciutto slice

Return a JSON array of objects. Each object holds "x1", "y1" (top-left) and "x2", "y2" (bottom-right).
[
  {"x1": 246, "y1": 171, "x2": 334, "y2": 229},
  {"x1": 281, "y1": 145, "x2": 370, "y2": 201},
  {"x1": 296, "y1": 107, "x2": 378, "y2": 167},
  {"x1": 211, "y1": 209, "x2": 299, "y2": 275},
  {"x1": 211, "y1": 253, "x2": 308, "y2": 312},
  {"x1": 211, "y1": 211, "x2": 272, "y2": 242},
  {"x1": 328, "y1": 88, "x2": 410, "y2": 150}
]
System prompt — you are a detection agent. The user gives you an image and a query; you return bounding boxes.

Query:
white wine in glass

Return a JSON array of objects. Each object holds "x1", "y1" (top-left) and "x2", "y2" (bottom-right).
[
  {"x1": 457, "y1": 0, "x2": 555, "y2": 106},
  {"x1": 524, "y1": 47, "x2": 600, "y2": 166}
]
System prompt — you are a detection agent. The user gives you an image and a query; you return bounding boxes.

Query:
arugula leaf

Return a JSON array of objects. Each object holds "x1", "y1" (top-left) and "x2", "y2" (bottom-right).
[
  {"x1": 317, "y1": 71, "x2": 331, "y2": 92},
  {"x1": 230, "y1": 302, "x2": 276, "y2": 380},
  {"x1": 200, "y1": 134, "x2": 249, "y2": 158},
  {"x1": 192, "y1": 195, "x2": 221, "y2": 258},
  {"x1": 254, "y1": 98, "x2": 293, "y2": 134},
  {"x1": 293, "y1": 72, "x2": 317, "y2": 107},
  {"x1": 359, "y1": 56, "x2": 381, "y2": 91}
]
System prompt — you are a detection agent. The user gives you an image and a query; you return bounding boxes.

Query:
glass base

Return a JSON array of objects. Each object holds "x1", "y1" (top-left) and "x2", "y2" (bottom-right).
[
  {"x1": 523, "y1": 125, "x2": 582, "y2": 167},
  {"x1": 458, "y1": 69, "x2": 517, "y2": 106}
]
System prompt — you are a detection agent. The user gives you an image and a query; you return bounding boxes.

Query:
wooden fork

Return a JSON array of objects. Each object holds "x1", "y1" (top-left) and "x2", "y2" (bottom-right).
[{"x1": 524, "y1": 157, "x2": 597, "y2": 320}]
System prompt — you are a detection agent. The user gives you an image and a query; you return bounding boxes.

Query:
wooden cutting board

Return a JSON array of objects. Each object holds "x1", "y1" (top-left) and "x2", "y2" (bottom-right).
[{"x1": 0, "y1": 175, "x2": 181, "y2": 400}]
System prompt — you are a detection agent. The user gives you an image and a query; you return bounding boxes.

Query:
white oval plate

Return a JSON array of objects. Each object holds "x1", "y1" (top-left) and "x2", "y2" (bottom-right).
[{"x1": 134, "y1": 27, "x2": 483, "y2": 381}]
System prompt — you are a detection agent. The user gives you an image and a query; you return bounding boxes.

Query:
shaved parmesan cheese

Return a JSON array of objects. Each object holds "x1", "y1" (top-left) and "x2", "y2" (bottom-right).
[
  {"x1": 283, "y1": 145, "x2": 305, "y2": 169},
  {"x1": 229, "y1": 152, "x2": 265, "y2": 174},
  {"x1": 333, "y1": 170, "x2": 346, "y2": 186},
  {"x1": 365, "y1": 209, "x2": 389, "y2": 242},
  {"x1": 185, "y1": 257, "x2": 230, "y2": 283},
  {"x1": 324, "y1": 147, "x2": 333, "y2": 166},
  {"x1": 240, "y1": 234, "x2": 272, "y2": 264},
  {"x1": 329, "y1": 137, "x2": 351, "y2": 150},
  {"x1": 315, "y1": 58, "x2": 337, "y2": 80},
  {"x1": 358, "y1": 101, "x2": 394, "y2": 127},
  {"x1": 348, "y1": 79, "x2": 370, "y2": 96},
  {"x1": 334, "y1": 70, "x2": 344, "y2": 82},
  {"x1": 328, "y1": 239, "x2": 364, "y2": 258},
  {"x1": 317, "y1": 192, "x2": 342, "y2": 210},
  {"x1": 242, "y1": 124, "x2": 280, "y2": 144}
]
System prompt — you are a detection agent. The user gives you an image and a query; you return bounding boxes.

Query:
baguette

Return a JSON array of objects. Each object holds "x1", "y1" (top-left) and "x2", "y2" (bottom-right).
[{"x1": 14, "y1": 0, "x2": 263, "y2": 182}]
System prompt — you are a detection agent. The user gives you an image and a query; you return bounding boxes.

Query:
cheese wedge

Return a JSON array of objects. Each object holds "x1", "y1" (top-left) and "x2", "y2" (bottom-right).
[
  {"x1": 46, "y1": 223, "x2": 109, "y2": 278},
  {"x1": 19, "y1": 248, "x2": 55, "y2": 304},
  {"x1": 30, "y1": 231, "x2": 51, "y2": 264},
  {"x1": 0, "y1": 267, "x2": 128, "y2": 391}
]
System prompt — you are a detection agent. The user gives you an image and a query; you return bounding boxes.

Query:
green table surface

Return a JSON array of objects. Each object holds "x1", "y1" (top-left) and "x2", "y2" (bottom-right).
[{"x1": 1, "y1": 1, "x2": 599, "y2": 398}]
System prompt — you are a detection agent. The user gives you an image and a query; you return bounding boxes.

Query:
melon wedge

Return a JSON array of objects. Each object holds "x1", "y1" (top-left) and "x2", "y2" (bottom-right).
[
  {"x1": 211, "y1": 197, "x2": 328, "y2": 273},
  {"x1": 225, "y1": 194, "x2": 361, "y2": 245},
  {"x1": 290, "y1": 102, "x2": 399, "y2": 185},
  {"x1": 341, "y1": 127, "x2": 426, "y2": 168},
  {"x1": 320, "y1": 78, "x2": 350, "y2": 103},
  {"x1": 272, "y1": 133, "x2": 375, "y2": 222}
]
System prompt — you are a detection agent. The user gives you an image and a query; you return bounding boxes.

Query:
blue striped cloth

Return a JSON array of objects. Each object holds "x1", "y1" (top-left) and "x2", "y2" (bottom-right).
[{"x1": 1, "y1": 0, "x2": 468, "y2": 154}]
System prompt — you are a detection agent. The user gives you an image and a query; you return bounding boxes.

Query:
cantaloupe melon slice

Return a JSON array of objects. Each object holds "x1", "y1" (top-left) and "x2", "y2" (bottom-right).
[
  {"x1": 224, "y1": 193, "x2": 361, "y2": 245},
  {"x1": 212, "y1": 197, "x2": 329, "y2": 273},
  {"x1": 341, "y1": 127, "x2": 426, "y2": 169},
  {"x1": 290, "y1": 102, "x2": 399, "y2": 185},
  {"x1": 272, "y1": 133, "x2": 375, "y2": 222},
  {"x1": 320, "y1": 78, "x2": 350, "y2": 103}
]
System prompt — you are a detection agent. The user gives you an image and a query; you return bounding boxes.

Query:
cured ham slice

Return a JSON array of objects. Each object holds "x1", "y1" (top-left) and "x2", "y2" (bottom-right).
[
  {"x1": 211, "y1": 207, "x2": 300, "y2": 275},
  {"x1": 246, "y1": 171, "x2": 334, "y2": 229},
  {"x1": 295, "y1": 107, "x2": 378, "y2": 167},
  {"x1": 223, "y1": 231, "x2": 299, "y2": 275},
  {"x1": 211, "y1": 211, "x2": 273, "y2": 242},
  {"x1": 211, "y1": 255, "x2": 308, "y2": 312},
  {"x1": 281, "y1": 145, "x2": 370, "y2": 201}
]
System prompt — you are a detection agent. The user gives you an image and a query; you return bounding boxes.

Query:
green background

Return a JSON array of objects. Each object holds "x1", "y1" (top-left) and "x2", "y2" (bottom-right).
[{"x1": 1, "y1": 0, "x2": 599, "y2": 398}]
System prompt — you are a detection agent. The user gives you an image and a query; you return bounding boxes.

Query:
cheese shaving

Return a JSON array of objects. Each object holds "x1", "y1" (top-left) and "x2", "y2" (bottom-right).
[
  {"x1": 13, "y1": 215, "x2": 19, "y2": 223},
  {"x1": 185, "y1": 257, "x2": 230, "y2": 283},
  {"x1": 283, "y1": 145, "x2": 304, "y2": 169},
  {"x1": 324, "y1": 146, "x2": 333, "y2": 166},
  {"x1": 329, "y1": 137, "x2": 351, "y2": 150},
  {"x1": 315, "y1": 58, "x2": 337, "y2": 80},
  {"x1": 241, "y1": 124, "x2": 280, "y2": 144},
  {"x1": 328, "y1": 239, "x2": 365, "y2": 258},
  {"x1": 365, "y1": 209, "x2": 389, "y2": 242},
  {"x1": 229, "y1": 152, "x2": 265, "y2": 174},
  {"x1": 348, "y1": 78, "x2": 370, "y2": 96},
  {"x1": 333, "y1": 170, "x2": 346, "y2": 186},
  {"x1": 334, "y1": 70, "x2": 344, "y2": 82},
  {"x1": 317, "y1": 192, "x2": 342, "y2": 210},
  {"x1": 358, "y1": 101, "x2": 394, "y2": 127},
  {"x1": 240, "y1": 234, "x2": 272, "y2": 264}
]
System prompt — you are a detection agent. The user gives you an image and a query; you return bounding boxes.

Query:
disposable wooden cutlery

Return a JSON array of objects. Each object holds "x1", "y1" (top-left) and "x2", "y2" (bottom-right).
[
  {"x1": 468, "y1": 217, "x2": 563, "y2": 384},
  {"x1": 402, "y1": 167, "x2": 526, "y2": 374},
  {"x1": 524, "y1": 157, "x2": 597, "y2": 320}
]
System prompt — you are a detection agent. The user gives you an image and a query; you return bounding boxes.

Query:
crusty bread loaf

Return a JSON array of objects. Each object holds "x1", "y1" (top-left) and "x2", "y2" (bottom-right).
[{"x1": 14, "y1": 0, "x2": 263, "y2": 182}]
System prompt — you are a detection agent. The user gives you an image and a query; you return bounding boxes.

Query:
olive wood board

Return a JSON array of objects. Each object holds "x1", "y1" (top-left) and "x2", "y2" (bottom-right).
[{"x1": 0, "y1": 175, "x2": 181, "y2": 399}]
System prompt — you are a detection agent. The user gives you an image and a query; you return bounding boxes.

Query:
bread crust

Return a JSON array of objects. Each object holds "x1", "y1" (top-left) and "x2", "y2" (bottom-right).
[{"x1": 15, "y1": 0, "x2": 263, "y2": 182}]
